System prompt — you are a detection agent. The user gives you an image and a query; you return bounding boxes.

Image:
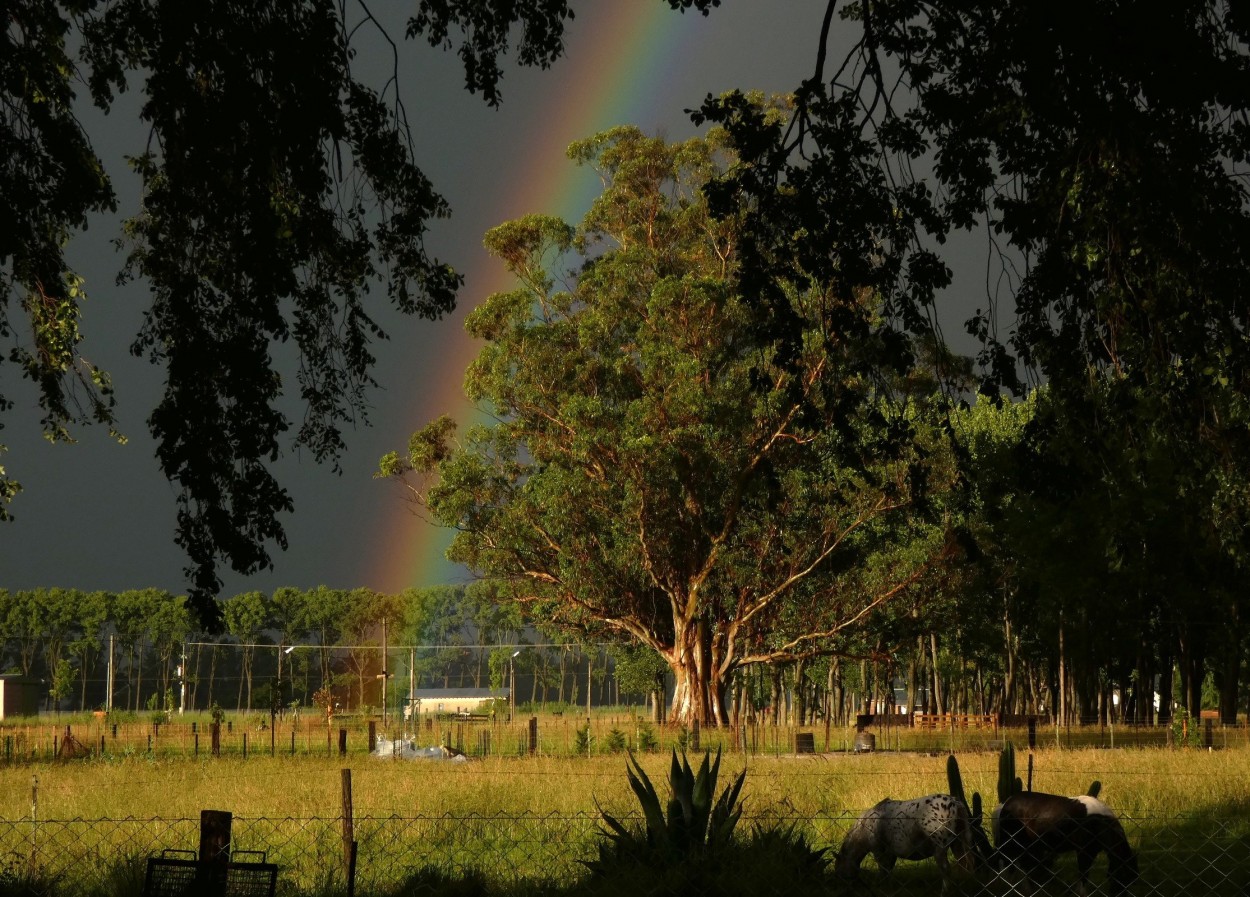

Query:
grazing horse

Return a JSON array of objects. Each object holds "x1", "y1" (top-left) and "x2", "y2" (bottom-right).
[
  {"x1": 994, "y1": 792, "x2": 1139, "y2": 896},
  {"x1": 837, "y1": 794, "x2": 979, "y2": 889}
]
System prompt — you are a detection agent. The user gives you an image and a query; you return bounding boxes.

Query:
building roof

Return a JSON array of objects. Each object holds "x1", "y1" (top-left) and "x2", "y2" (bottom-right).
[{"x1": 410, "y1": 688, "x2": 506, "y2": 699}]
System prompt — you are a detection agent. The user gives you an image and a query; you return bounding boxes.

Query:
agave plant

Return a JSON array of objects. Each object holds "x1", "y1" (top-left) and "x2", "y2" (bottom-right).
[
  {"x1": 997, "y1": 742, "x2": 1024, "y2": 804},
  {"x1": 947, "y1": 752, "x2": 992, "y2": 863},
  {"x1": 591, "y1": 748, "x2": 745, "y2": 868}
]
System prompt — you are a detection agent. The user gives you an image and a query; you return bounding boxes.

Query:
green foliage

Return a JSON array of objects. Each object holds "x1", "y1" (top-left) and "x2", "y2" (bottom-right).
[
  {"x1": 581, "y1": 749, "x2": 829, "y2": 897},
  {"x1": 384, "y1": 121, "x2": 957, "y2": 724},
  {"x1": 607, "y1": 646, "x2": 667, "y2": 703},
  {"x1": 635, "y1": 722, "x2": 659, "y2": 753},
  {"x1": 6, "y1": 2, "x2": 474, "y2": 620},
  {"x1": 574, "y1": 723, "x2": 594, "y2": 757},
  {"x1": 600, "y1": 750, "x2": 743, "y2": 865},
  {"x1": 997, "y1": 743, "x2": 1023, "y2": 805},
  {"x1": 604, "y1": 728, "x2": 628, "y2": 754},
  {"x1": 946, "y1": 753, "x2": 988, "y2": 858},
  {"x1": 946, "y1": 753, "x2": 967, "y2": 807},
  {"x1": 0, "y1": 855, "x2": 57, "y2": 897},
  {"x1": 1171, "y1": 709, "x2": 1204, "y2": 748},
  {"x1": 691, "y1": 2, "x2": 1250, "y2": 732}
]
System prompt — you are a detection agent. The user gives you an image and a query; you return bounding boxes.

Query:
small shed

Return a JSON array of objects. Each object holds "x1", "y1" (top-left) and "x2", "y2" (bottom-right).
[
  {"x1": 404, "y1": 688, "x2": 506, "y2": 718},
  {"x1": 0, "y1": 674, "x2": 42, "y2": 719}
]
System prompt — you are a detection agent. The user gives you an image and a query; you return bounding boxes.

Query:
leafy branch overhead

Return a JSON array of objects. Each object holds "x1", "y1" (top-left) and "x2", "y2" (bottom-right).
[{"x1": 0, "y1": 0, "x2": 731, "y2": 617}]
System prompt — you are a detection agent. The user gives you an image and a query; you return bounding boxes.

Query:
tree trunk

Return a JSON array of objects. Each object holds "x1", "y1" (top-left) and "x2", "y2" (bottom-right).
[
  {"x1": 663, "y1": 615, "x2": 731, "y2": 726},
  {"x1": 830, "y1": 657, "x2": 844, "y2": 726},
  {"x1": 1218, "y1": 643, "x2": 1241, "y2": 726},
  {"x1": 1157, "y1": 653, "x2": 1174, "y2": 725},
  {"x1": 1058, "y1": 622, "x2": 1066, "y2": 727},
  {"x1": 1003, "y1": 595, "x2": 1017, "y2": 714},
  {"x1": 929, "y1": 633, "x2": 945, "y2": 715},
  {"x1": 793, "y1": 658, "x2": 808, "y2": 726},
  {"x1": 905, "y1": 656, "x2": 917, "y2": 718},
  {"x1": 1177, "y1": 627, "x2": 1206, "y2": 716}
]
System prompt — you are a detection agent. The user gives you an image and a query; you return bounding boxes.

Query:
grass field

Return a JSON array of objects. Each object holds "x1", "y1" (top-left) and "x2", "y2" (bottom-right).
[
  {"x1": 2, "y1": 716, "x2": 1249, "y2": 896},
  {"x1": 3, "y1": 743, "x2": 1249, "y2": 820}
]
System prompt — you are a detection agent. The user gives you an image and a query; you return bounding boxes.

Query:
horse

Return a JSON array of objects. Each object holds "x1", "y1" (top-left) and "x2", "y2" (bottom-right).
[
  {"x1": 836, "y1": 793, "x2": 980, "y2": 890},
  {"x1": 993, "y1": 792, "x2": 1139, "y2": 896}
]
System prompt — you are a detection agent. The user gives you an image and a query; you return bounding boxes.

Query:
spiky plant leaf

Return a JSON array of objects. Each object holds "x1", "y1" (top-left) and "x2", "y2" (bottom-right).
[
  {"x1": 624, "y1": 751, "x2": 667, "y2": 843},
  {"x1": 997, "y1": 743, "x2": 1022, "y2": 804},
  {"x1": 689, "y1": 750, "x2": 718, "y2": 849},
  {"x1": 709, "y1": 765, "x2": 746, "y2": 852},
  {"x1": 947, "y1": 754, "x2": 967, "y2": 807}
]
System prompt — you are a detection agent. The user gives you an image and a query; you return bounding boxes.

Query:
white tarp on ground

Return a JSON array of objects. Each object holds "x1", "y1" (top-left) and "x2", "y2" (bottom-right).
[{"x1": 371, "y1": 737, "x2": 469, "y2": 761}]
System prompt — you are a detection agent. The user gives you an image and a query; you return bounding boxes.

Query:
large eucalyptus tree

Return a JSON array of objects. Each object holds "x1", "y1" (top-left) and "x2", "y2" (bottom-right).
[{"x1": 381, "y1": 124, "x2": 954, "y2": 725}]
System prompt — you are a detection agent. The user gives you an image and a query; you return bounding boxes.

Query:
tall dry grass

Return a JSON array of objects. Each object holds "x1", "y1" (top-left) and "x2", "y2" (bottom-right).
[{"x1": 2, "y1": 744, "x2": 1247, "y2": 822}]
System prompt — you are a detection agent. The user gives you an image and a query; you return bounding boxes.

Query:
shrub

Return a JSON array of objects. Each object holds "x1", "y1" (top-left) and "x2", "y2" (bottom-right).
[
  {"x1": 578, "y1": 749, "x2": 829, "y2": 897},
  {"x1": 604, "y1": 728, "x2": 627, "y2": 754},
  {"x1": 635, "y1": 722, "x2": 658, "y2": 752}
]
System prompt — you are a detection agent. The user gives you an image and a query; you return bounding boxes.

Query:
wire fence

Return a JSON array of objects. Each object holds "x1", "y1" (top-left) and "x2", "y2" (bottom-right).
[
  {"x1": 6, "y1": 715, "x2": 1250, "y2": 764},
  {"x1": 1, "y1": 809, "x2": 1247, "y2": 897}
]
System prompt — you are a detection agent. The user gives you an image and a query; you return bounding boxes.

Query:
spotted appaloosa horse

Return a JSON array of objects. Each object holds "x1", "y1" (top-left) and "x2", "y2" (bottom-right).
[
  {"x1": 994, "y1": 792, "x2": 1139, "y2": 897},
  {"x1": 837, "y1": 794, "x2": 979, "y2": 889}
]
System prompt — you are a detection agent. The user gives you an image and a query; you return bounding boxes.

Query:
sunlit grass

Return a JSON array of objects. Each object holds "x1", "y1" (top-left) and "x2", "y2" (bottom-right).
[
  {"x1": 2, "y1": 732, "x2": 1249, "y2": 897},
  {"x1": 2, "y1": 741, "x2": 1248, "y2": 821}
]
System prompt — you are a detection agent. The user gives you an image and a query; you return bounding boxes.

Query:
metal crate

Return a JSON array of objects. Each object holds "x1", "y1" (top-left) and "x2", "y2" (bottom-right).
[{"x1": 143, "y1": 850, "x2": 277, "y2": 897}]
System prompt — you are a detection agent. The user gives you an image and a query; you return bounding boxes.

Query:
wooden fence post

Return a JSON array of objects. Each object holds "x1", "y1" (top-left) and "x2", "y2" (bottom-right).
[
  {"x1": 198, "y1": 809, "x2": 231, "y2": 893},
  {"x1": 341, "y1": 769, "x2": 356, "y2": 897}
]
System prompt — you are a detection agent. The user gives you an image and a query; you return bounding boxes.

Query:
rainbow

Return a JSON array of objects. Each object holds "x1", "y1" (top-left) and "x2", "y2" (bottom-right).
[{"x1": 373, "y1": 4, "x2": 705, "y2": 592}]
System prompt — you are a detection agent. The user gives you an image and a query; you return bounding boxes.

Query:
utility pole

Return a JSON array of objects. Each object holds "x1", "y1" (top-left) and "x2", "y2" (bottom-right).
[
  {"x1": 510, "y1": 650, "x2": 521, "y2": 723},
  {"x1": 106, "y1": 634, "x2": 114, "y2": 712},
  {"x1": 377, "y1": 618, "x2": 390, "y2": 726},
  {"x1": 179, "y1": 645, "x2": 187, "y2": 714}
]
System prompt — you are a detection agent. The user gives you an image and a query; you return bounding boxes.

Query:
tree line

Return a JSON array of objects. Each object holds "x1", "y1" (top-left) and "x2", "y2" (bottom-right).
[
  {"x1": 0, "y1": 585, "x2": 519, "y2": 715},
  {"x1": 1, "y1": 518, "x2": 1244, "y2": 725}
]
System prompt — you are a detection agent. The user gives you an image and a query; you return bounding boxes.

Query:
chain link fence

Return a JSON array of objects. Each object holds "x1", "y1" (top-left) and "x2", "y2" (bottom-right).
[{"x1": 1, "y1": 809, "x2": 1247, "y2": 896}]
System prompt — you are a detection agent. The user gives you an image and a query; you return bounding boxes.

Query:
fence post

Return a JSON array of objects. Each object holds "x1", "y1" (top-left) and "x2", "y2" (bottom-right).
[
  {"x1": 341, "y1": 769, "x2": 357, "y2": 897},
  {"x1": 368, "y1": 721, "x2": 376, "y2": 752},
  {"x1": 338, "y1": 728, "x2": 348, "y2": 756},
  {"x1": 198, "y1": 809, "x2": 231, "y2": 893},
  {"x1": 528, "y1": 717, "x2": 538, "y2": 755},
  {"x1": 211, "y1": 723, "x2": 221, "y2": 758},
  {"x1": 691, "y1": 719, "x2": 700, "y2": 753}
]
